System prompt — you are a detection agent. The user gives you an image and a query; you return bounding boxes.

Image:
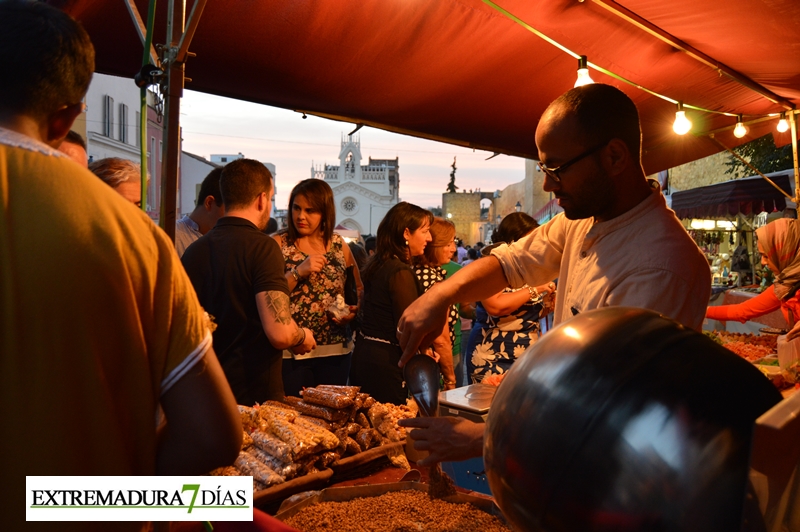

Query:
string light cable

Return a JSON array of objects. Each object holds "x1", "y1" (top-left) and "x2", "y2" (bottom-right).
[{"x1": 479, "y1": 0, "x2": 797, "y2": 138}]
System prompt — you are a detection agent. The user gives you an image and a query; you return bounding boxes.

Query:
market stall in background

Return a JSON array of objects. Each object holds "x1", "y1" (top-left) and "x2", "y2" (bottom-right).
[
  {"x1": 672, "y1": 171, "x2": 796, "y2": 335},
  {"x1": 673, "y1": 171, "x2": 795, "y2": 286}
]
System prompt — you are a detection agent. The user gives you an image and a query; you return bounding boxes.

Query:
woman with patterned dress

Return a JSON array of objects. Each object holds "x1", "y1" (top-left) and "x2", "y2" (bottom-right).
[
  {"x1": 465, "y1": 212, "x2": 556, "y2": 381},
  {"x1": 413, "y1": 217, "x2": 463, "y2": 390},
  {"x1": 274, "y1": 179, "x2": 363, "y2": 396},
  {"x1": 349, "y1": 202, "x2": 433, "y2": 405}
]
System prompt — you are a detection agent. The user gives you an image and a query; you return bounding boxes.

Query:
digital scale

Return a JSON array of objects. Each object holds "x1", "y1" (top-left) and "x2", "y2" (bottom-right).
[
  {"x1": 438, "y1": 383, "x2": 498, "y2": 495},
  {"x1": 438, "y1": 383, "x2": 497, "y2": 422}
]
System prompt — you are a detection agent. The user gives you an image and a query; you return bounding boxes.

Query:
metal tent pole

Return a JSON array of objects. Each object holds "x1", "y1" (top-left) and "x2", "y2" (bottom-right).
[
  {"x1": 790, "y1": 111, "x2": 800, "y2": 204},
  {"x1": 159, "y1": 0, "x2": 185, "y2": 240}
]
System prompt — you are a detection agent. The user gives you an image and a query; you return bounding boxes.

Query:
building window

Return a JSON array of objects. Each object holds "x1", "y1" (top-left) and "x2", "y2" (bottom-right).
[
  {"x1": 341, "y1": 197, "x2": 358, "y2": 214},
  {"x1": 150, "y1": 137, "x2": 157, "y2": 179},
  {"x1": 149, "y1": 137, "x2": 158, "y2": 212},
  {"x1": 221, "y1": 157, "x2": 227, "y2": 162},
  {"x1": 119, "y1": 103, "x2": 128, "y2": 144},
  {"x1": 135, "y1": 112, "x2": 140, "y2": 147},
  {"x1": 103, "y1": 95, "x2": 114, "y2": 137},
  {"x1": 159, "y1": 140, "x2": 163, "y2": 162}
]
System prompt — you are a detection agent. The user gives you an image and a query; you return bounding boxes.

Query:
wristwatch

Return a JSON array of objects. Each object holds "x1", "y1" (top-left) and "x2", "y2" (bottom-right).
[
  {"x1": 527, "y1": 285, "x2": 539, "y2": 303},
  {"x1": 289, "y1": 267, "x2": 301, "y2": 282}
]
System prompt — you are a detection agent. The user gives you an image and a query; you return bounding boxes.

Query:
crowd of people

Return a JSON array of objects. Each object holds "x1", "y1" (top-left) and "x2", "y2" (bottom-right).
[{"x1": 13, "y1": 1, "x2": 778, "y2": 529}]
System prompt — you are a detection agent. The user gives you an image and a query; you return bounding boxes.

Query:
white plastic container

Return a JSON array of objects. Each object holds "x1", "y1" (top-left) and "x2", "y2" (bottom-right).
[{"x1": 776, "y1": 335, "x2": 800, "y2": 371}]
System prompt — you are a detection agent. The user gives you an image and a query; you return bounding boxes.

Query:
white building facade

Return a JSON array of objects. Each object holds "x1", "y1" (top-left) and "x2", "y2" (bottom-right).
[
  {"x1": 180, "y1": 152, "x2": 219, "y2": 216},
  {"x1": 83, "y1": 73, "x2": 164, "y2": 219},
  {"x1": 311, "y1": 134, "x2": 399, "y2": 236},
  {"x1": 84, "y1": 73, "x2": 142, "y2": 163}
]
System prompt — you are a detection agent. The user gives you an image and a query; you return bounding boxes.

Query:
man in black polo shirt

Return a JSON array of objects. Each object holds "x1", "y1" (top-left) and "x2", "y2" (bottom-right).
[{"x1": 182, "y1": 158, "x2": 316, "y2": 404}]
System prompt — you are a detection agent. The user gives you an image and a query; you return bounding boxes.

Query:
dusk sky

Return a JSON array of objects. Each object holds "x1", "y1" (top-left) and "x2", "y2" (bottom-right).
[{"x1": 179, "y1": 90, "x2": 528, "y2": 211}]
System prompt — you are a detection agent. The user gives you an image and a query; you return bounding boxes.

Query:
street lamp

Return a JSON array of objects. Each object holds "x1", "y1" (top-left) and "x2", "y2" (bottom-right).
[
  {"x1": 447, "y1": 212, "x2": 452, "y2": 219},
  {"x1": 515, "y1": 201, "x2": 522, "y2": 212}
]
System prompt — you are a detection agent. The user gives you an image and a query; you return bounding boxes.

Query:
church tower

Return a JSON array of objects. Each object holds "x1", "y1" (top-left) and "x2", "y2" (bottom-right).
[{"x1": 311, "y1": 134, "x2": 399, "y2": 236}]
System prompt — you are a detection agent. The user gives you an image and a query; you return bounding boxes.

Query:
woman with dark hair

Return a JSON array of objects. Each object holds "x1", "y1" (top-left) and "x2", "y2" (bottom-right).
[
  {"x1": 465, "y1": 212, "x2": 556, "y2": 382},
  {"x1": 274, "y1": 178, "x2": 363, "y2": 396},
  {"x1": 350, "y1": 202, "x2": 433, "y2": 404}
]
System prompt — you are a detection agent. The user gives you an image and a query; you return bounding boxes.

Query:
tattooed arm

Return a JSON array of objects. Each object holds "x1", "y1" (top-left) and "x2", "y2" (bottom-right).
[{"x1": 255, "y1": 290, "x2": 317, "y2": 353}]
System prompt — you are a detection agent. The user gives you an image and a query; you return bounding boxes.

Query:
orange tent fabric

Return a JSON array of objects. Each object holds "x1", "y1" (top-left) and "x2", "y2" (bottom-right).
[{"x1": 61, "y1": 0, "x2": 800, "y2": 174}]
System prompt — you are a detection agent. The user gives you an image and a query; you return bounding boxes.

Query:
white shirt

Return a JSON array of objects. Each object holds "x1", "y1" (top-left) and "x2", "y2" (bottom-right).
[
  {"x1": 491, "y1": 182, "x2": 710, "y2": 330},
  {"x1": 175, "y1": 214, "x2": 202, "y2": 257}
]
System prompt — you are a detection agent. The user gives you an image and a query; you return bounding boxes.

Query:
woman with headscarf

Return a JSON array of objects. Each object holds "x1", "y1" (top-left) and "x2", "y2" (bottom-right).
[{"x1": 707, "y1": 218, "x2": 800, "y2": 331}]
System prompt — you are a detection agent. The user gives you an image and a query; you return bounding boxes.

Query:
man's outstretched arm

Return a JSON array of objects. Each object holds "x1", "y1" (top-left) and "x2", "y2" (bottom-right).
[{"x1": 397, "y1": 256, "x2": 508, "y2": 366}]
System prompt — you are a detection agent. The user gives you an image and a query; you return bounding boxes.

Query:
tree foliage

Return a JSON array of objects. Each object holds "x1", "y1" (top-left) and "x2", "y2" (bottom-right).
[
  {"x1": 724, "y1": 134, "x2": 794, "y2": 178},
  {"x1": 446, "y1": 156, "x2": 459, "y2": 193}
]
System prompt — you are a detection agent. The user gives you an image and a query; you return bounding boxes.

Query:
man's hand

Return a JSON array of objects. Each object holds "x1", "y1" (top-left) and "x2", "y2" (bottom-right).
[
  {"x1": 397, "y1": 257, "x2": 510, "y2": 368},
  {"x1": 291, "y1": 327, "x2": 316, "y2": 355},
  {"x1": 398, "y1": 416, "x2": 484, "y2": 466},
  {"x1": 397, "y1": 288, "x2": 449, "y2": 367},
  {"x1": 297, "y1": 254, "x2": 327, "y2": 278}
]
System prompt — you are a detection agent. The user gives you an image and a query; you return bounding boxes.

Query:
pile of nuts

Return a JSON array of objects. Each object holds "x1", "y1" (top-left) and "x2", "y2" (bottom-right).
[{"x1": 283, "y1": 490, "x2": 510, "y2": 531}]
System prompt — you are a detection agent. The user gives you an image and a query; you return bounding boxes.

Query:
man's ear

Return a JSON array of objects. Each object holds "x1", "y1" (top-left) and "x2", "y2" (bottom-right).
[
  {"x1": 46, "y1": 103, "x2": 84, "y2": 147},
  {"x1": 202, "y1": 195, "x2": 217, "y2": 211},
  {"x1": 604, "y1": 138, "x2": 630, "y2": 176},
  {"x1": 257, "y1": 191, "x2": 269, "y2": 211}
]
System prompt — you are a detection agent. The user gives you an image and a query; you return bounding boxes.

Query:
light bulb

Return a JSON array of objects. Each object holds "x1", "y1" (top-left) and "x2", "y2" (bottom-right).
[
  {"x1": 777, "y1": 113, "x2": 789, "y2": 133},
  {"x1": 733, "y1": 116, "x2": 748, "y2": 138},
  {"x1": 574, "y1": 55, "x2": 594, "y2": 87},
  {"x1": 673, "y1": 104, "x2": 692, "y2": 135}
]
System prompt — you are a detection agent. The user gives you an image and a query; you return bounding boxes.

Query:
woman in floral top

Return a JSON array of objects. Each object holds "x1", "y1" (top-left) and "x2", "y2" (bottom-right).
[
  {"x1": 274, "y1": 179, "x2": 363, "y2": 396},
  {"x1": 413, "y1": 217, "x2": 462, "y2": 390},
  {"x1": 465, "y1": 212, "x2": 556, "y2": 381}
]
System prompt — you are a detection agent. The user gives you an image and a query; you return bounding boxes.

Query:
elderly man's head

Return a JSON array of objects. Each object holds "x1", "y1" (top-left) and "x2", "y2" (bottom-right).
[{"x1": 89, "y1": 157, "x2": 144, "y2": 207}]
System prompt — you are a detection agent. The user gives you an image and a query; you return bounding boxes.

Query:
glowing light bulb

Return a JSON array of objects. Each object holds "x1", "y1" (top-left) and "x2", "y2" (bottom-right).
[
  {"x1": 574, "y1": 55, "x2": 594, "y2": 87},
  {"x1": 777, "y1": 113, "x2": 789, "y2": 133},
  {"x1": 673, "y1": 103, "x2": 691, "y2": 135},
  {"x1": 733, "y1": 116, "x2": 748, "y2": 138}
]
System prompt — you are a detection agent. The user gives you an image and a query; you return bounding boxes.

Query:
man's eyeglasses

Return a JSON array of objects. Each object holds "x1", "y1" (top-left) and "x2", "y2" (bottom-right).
[{"x1": 537, "y1": 141, "x2": 609, "y2": 182}]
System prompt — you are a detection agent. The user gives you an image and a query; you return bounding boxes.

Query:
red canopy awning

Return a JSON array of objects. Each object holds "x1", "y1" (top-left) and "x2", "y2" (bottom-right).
[
  {"x1": 61, "y1": 0, "x2": 800, "y2": 175},
  {"x1": 671, "y1": 173, "x2": 794, "y2": 219}
]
